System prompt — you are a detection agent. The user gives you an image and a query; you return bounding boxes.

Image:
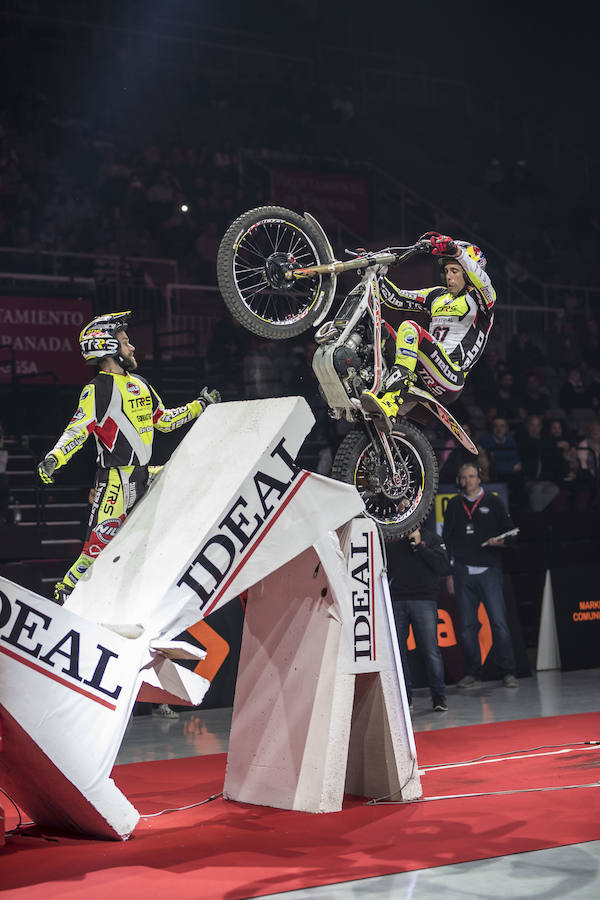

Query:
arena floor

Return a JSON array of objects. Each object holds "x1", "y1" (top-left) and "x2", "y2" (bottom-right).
[{"x1": 117, "y1": 668, "x2": 600, "y2": 899}]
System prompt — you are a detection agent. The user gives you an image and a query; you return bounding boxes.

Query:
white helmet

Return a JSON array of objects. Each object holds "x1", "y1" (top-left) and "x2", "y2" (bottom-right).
[
  {"x1": 451, "y1": 241, "x2": 487, "y2": 270},
  {"x1": 79, "y1": 310, "x2": 132, "y2": 364}
]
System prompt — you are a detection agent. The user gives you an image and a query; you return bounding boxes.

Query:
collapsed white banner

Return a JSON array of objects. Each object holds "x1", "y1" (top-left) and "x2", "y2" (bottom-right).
[
  {"x1": 1, "y1": 397, "x2": 366, "y2": 838},
  {"x1": 0, "y1": 579, "x2": 144, "y2": 838}
]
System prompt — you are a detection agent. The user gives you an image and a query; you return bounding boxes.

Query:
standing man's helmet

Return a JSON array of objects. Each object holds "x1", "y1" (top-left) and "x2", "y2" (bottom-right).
[{"x1": 79, "y1": 310, "x2": 132, "y2": 364}]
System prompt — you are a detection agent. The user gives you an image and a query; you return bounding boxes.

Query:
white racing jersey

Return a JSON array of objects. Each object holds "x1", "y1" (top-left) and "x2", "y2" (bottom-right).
[{"x1": 379, "y1": 246, "x2": 496, "y2": 372}]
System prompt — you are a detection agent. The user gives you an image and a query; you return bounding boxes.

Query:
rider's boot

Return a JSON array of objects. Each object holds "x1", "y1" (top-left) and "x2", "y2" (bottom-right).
[
  {"x1": 53, "y1": 580, "x2": 73, "y2": 606},
  {"x1": 360, "y1": 366, "x2": 417, "y2": 431}
]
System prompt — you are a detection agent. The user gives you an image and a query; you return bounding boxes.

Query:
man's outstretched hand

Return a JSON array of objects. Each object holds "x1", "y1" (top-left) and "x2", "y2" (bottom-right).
[
  {"x1": 37, "y1": 455, "x2": 58, "y2": 484},
  {"x1": 198, "y1": 387, "x2": 221, "y2": 409}
]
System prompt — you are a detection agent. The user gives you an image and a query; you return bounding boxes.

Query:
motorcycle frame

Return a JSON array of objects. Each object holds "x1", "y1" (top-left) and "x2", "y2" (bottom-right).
[
  {"x1": 310, "y1": 260, "x2": 477, "y2": 460},
  {"x1": 312, "y1": 263, "x2": 386, "y2": 416}
]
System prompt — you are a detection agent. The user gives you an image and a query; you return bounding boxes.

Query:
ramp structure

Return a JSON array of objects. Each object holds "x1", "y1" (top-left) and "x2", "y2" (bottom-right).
[
  {"x1": 0, "y1": 397, "x2": 420, "y2": 839},
  {"x1": 224, "y1": 517, "x2": 421, "y2": 812}
]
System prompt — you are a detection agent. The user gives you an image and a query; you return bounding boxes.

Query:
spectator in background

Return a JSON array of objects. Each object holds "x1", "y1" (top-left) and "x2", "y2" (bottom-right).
[
  {"x1": 517, "y1": 415, "x2": 565, "y2": 512},
  {"x1": 507, "y1": 329, "x2": 545, "y2": 382},
  {"x1": 439, "y1": 423, "x2": 491, "y2": 484},
  {"x1": 481, "y1": 417, "x2": 522, "y2": 482},
  {"x1": 546, "y1": 418, "x2": 580, "y2": 484},
  {"x1": 443, "y1": 463, "x2": 518, "y2": 690},
  {"x1": 516, "y1": 415, "x2": 545, "y2": 481},
  {"x1": 559, "y1": 367, "x2": 590, "y2": 413},
  {"x1": 470, "y1": 348, "x2": 501, "y2": 411},
  {"x1": 387, "y1": 527, "x2": 451, "y2": 712},
  {"x1": 517, "y1": 373, "x2": 550, "y2": 419},
  {"x1": 488, "y1": 371, "x2": 521, "y2": 425},
  {"x1": 577, "y1": 419, "x2": 600, "y2": 485},
  {"x1": 539, "y1": 418, "x2": 572, "y2": 483}
]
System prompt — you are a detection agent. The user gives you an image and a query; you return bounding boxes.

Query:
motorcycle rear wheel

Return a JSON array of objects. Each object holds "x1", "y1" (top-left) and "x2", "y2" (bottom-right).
[
  {"x1": 217, "y1": 206, "x2": 334, "y2": 339},
  {"x1": 331, "y1": 422, "x2": 438, "y2": 541}
]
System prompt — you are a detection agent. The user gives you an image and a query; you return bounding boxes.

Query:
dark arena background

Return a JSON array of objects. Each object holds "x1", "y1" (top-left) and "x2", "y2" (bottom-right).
[{"x1": 1, "y1": 2, "x2": 599, "y2": 897}]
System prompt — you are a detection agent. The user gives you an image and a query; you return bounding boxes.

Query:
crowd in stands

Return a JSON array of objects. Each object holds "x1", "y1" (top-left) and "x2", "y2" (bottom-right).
[
  {"x1": 1, "y1": 16, "x2": 600, "y2": 529},
  {"x1": 2, "y1": 15, "x2": 600, "y2": 296},
  {"x1": 195, "y1": 304, "x2": 600, "y2": 521},
  {"x1": 0, "y1": 47, "x2": 364, "y2": 286},
  {"x1": 432, "y1": 322, "x2": 600, "y2": 516},
  {"x1": 255, "y1": 319, "x2": 600, "y2": 521}
]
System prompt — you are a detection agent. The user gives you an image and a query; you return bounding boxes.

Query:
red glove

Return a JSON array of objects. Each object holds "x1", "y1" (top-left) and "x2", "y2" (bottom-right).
[{"x1": 429, "y1": 234, "x2": 457, "y2": 256}]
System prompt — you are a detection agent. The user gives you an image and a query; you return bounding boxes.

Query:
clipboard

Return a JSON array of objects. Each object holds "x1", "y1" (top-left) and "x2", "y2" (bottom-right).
[{"x1": 481, "y1": 527, "x2": 519, "y2": 547}]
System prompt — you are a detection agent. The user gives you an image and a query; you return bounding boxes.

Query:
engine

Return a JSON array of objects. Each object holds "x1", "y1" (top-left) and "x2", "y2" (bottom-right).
[{"x1": 332, "y1": 330, "x2": 370, "y2": 379}]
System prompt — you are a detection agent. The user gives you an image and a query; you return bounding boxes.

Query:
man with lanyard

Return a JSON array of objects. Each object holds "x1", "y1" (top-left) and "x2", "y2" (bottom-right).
[
  {"x1": 442, "y1": 462, "x2": 519, "y2": 689},
  {"x1": 360, "y1": 232, "x2": 495, "y2": 428},
  {"x1": 37, "y1": 310, "x2": 220, "y2": 604}
]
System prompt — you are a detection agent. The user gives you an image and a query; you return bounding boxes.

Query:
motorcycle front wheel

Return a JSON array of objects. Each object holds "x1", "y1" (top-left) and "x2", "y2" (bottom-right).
[
  {"x1": 331, "y1": 421, "x2": 439, "y2": 541},
  {"x1": 217, "y1": 206, "x2": 334, "y2": 339}
]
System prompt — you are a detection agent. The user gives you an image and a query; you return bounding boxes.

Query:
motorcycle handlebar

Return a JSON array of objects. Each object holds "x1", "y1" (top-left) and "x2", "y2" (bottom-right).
[{"x1": 286, "y1": 243, "x2": 424, "y2": 281}]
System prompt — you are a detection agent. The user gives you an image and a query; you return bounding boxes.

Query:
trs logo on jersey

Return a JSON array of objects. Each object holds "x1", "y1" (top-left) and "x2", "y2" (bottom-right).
[{"x1": 128, "y1": 396, "x2": 152, "y2": 409}]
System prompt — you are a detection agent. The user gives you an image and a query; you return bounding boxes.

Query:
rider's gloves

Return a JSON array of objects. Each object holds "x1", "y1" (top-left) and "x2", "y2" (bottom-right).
[
  {"x1": 429, "y1": 234, "x2": 457, "y2": 256},
  {"x1": 198, "y1": 387, "x2": 221, "y2": 410},
  {"x1": 38, "y1": 454, "x2": 58, "y2": 485},
  {"x1": 417, "y1": 231, "x2": 441, "y2": 251}
]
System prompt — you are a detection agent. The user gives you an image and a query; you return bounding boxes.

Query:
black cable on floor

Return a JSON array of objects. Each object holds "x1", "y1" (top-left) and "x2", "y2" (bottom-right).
[
  {"x1": 139, "y1": 791, "x2": 223, "y2": 818},
  {"x1": 365, "y1": 740, "x2": 600, "y2": 805},
  {"x1": 373, "y1": 781, "x2": 600, "y2": 805},
  {"x1": 422, "y1": 739, "x2": 600, "y2": 771},
  {"x1": 0, "y1": 786, "x2": 38, "y2": 836}
]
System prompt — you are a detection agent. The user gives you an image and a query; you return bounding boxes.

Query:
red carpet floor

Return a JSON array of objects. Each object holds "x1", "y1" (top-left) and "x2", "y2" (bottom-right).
[{"x1": 1, "y1": 712, "x2": 599, "y2": 899}]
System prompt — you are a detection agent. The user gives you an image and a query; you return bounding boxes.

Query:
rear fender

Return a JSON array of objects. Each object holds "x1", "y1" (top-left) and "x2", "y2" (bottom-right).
[{"x1": 401, "y1": 386, "x2": 478, "y2": 454}]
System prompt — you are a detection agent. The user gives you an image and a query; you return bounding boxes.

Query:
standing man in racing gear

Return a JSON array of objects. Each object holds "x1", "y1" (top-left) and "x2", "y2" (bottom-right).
[
  {"x1": 37, "y1": 310, "x2": 220, "y2": 605},
  {"x1": 360, "y1": 232, "x2": 495, "y2": 426}
]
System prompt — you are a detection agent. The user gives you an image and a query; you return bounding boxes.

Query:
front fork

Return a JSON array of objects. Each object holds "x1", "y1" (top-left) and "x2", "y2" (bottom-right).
[{"x1": 365, "y1": 420, "x2": 399, "y2": 482}]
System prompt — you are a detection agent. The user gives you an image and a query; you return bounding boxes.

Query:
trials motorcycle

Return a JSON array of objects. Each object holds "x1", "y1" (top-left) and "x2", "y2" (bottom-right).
[{"x1": 216, "y1": 206, "x2": 477, "y2": 540}]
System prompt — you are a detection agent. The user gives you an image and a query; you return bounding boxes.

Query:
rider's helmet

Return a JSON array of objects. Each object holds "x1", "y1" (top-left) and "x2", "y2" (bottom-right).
[
  {"x1": 440, "y1": 241, "x2": 487, "y2": 270},
  {"x1": 79, "y1": 310, "x2": 132, "y2": 366}
]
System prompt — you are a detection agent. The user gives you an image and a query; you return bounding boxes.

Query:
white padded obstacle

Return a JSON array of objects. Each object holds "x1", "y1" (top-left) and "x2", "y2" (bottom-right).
[
  {"x1": 0, "y1": 396, "x2": 420, "y2": 837},
  {"x1": 66, "y1": 397, "x2": 363, "y2": 639},
  {"x1": 0, "y1": 579, "x2": 144, "y2": 839},
  {"x1": 223, "y1": 517, "x2": 421, "y2": 812}
]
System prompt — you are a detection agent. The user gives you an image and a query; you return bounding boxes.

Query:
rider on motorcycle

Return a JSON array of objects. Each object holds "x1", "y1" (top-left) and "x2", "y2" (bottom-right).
[
  {"x1": 37, "y1": 310, "x2": 220, "y2": 605},
  {"x1": 360, "y1": 232, "x2": 495, "y2": 423}
]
